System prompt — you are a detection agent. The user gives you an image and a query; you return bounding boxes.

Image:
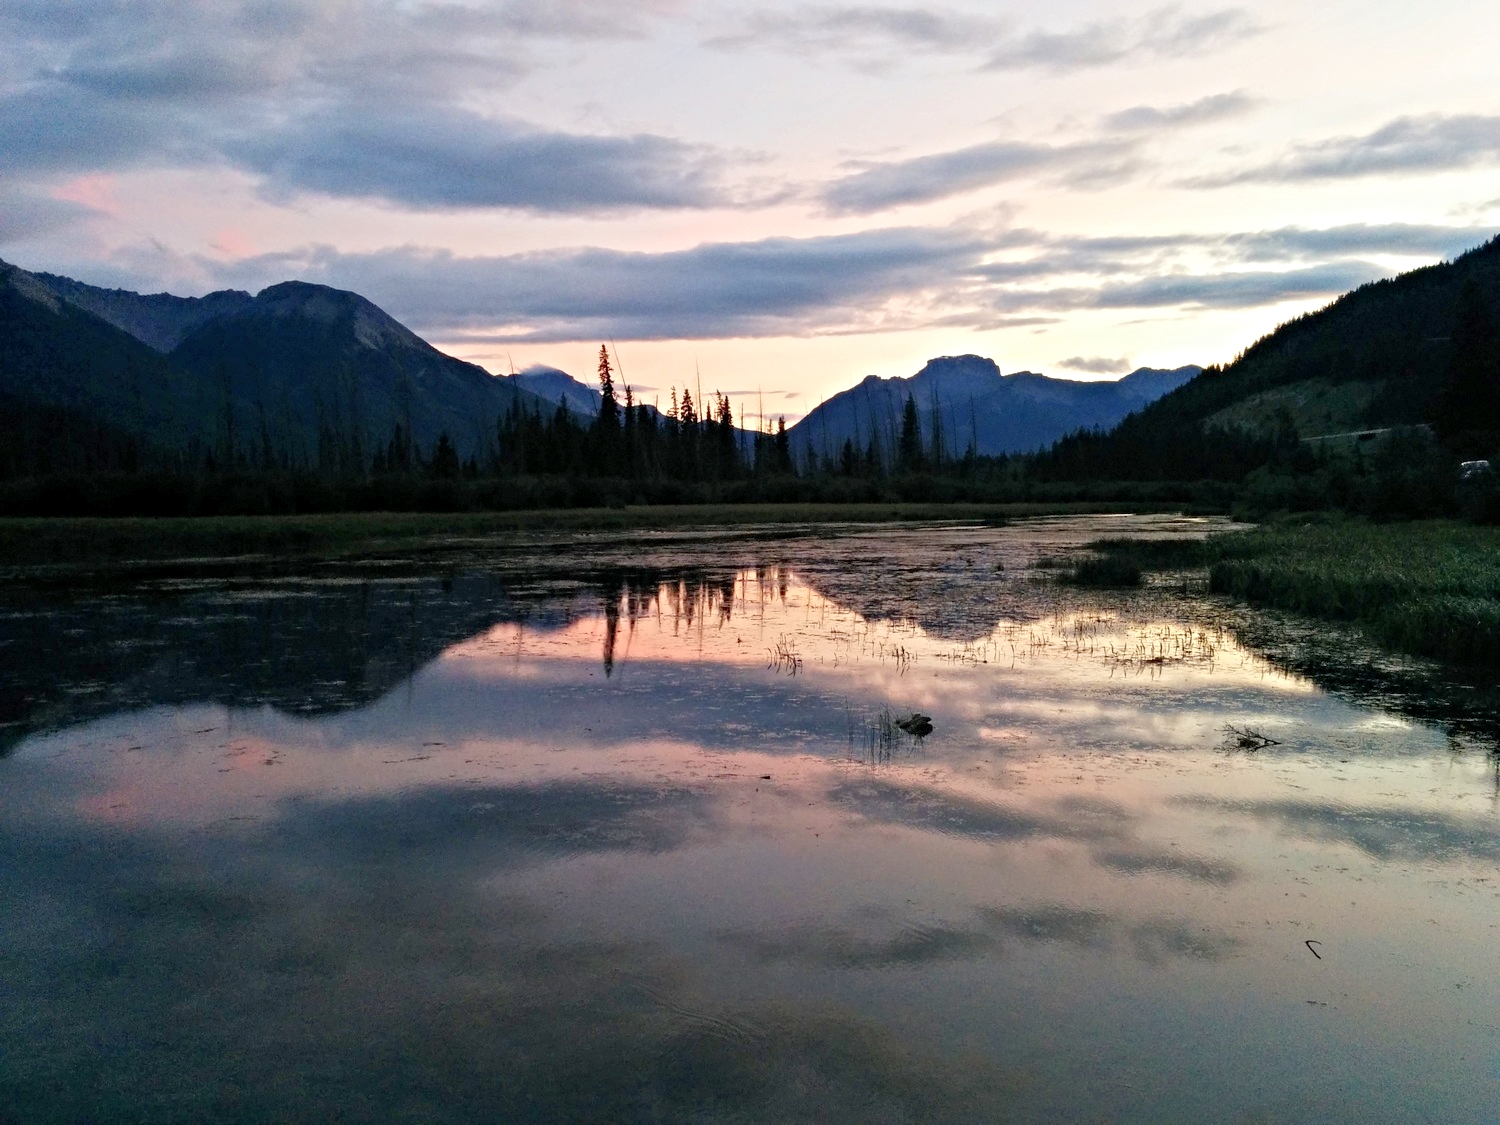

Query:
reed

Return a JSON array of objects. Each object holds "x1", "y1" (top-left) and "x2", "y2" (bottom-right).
[{"x1": 1094, "y1": 519, "x2": 1500, "y2": 667}]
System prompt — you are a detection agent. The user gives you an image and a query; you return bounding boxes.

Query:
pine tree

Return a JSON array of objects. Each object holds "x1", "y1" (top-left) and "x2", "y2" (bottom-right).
[
  {"x1": 429, "y1": 432, "x2": 460, "y2": 479},
  {"x1": 898, "y1": 394, "x2": 923, "y2": 472},
  {"x1": 774, "y1": 416, "x2": 791, "y2": 473},
  {"x1": 596, "y1": 345, "x2": 620, "y2": 432},
  {"x1": 1435, "y1": 280, "x2": 1500, "y2": 447}
]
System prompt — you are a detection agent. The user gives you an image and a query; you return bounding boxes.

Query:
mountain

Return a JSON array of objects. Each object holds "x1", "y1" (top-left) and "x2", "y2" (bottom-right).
[
  {"x1": 1139, "y1": 233, "x2": 1500, "y2": 442},
  {"x1": 168, "y1": 280, "x2": 548, "y2": 463},
  {"x1": 787, "y1": 354, "x2": 1200, "y2": 464},
  {"x1": 512, "y1": 363, "x2": 692, "y2": 435},
  {"x1": 0, "y1": 261, "x2": 553, "y2": 467},
  {"x1": 32, "y1": 272, "x2": 255, "y2": 352},
  {"x1": 0, "y1": 260, "x2": 222, "y2": 472},
  {"x1": 512, "y1": 365, "x2": 603, "y2": 417},
  {"x1": 1036, "y1": 233, "x2": 1500, "y2": 481}
]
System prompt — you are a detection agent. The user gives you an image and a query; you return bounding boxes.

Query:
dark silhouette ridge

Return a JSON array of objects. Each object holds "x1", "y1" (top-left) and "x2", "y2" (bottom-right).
[{"x1": 787, "y1": 354, "x2": 1200, "y2": 464}]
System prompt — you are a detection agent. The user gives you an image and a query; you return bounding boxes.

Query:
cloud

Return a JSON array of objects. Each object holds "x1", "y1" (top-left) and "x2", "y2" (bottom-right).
[
  {"x1": 983, "y1": 7, "x2": 1261, "y2": 71},
  {"x1": 1220, "y1": 222, "x2": 1498, "y2": 261},
  {"x1": 1058, "y1": 356, "x2": 1132, "y2": 375},
  {"x1": 1179, "y1": 796, "x2": 1500, "y2": 866},
  {"x1": 0, "y1": 185, "x2": 100, "y2": 244},
  {"x1": 971, "y1": 221, "x2": 1494, "y2": 291},
  {"x1": 994, "y1": 261, "x2": 1388, "y2": 313},
  {"x1": 1091, "y1": 848, "x2": 1238, "y2": 884},
  {"x1": 279, "y1": 780, "x2": 714, "y2": 861},
  {"x1": 0, "y1": 0, "x2": 716, "y2": 215},
  {"x1": 1190, "y1": 113, "x2": 1500, "y2": 186},
  {"x1": 709, "y1": 5, "x2": 1258, "y2": 73},
  {"x1": 232, "y1": 106, "x2": 733, "y2": 212},
  {"x1": 1102, "y1": 90, "x2": 1257, "y2": 132},
  {"x1": 192, "y1": 224, "x2": 991, "y2": 341},
  {"x1": 63, "y1": 220, "x2": 1497, "y2": 343},
  {"x1": 706, "y1": 5, "x2": 1002, "y2": 55},
  {"x1": 0, "y1": 84, "x2": 206, "y2": 175},
  {"x1": 719, "y1": 901, "x2": 1240, "y2": 969},
  {"x1": 822, "y1": 139, "x2": 1140, "y2": 214}
]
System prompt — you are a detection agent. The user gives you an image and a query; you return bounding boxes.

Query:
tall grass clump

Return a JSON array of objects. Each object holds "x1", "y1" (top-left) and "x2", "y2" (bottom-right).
[
  {"x1": 1205, "y1": 519, "x2": 1500, "y2": 666},
  {"x1": 1067, "y1": 554, "x2": 1142, "y2": 588}
]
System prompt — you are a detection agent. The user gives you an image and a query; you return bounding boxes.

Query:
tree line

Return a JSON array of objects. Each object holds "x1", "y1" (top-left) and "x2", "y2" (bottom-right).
[{"x1": 3, "y1": 271, "x2": 1498, "y2": 519}]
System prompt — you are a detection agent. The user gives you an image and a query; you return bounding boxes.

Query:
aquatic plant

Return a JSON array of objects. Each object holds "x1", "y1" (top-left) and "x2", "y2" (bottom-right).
[
  {"x1": 1205, "y1": 521, "x2": 1500, "y2": 666},
  {"x1": 850, "y1": 705, "x2": 930, "y2": 763},
  {"x1": 768, "y1": 634, "x2": 802, "y2": 675},
  {"x1": 1093, "y1": 520, "x2": 1500, "y2": 667},
  {"x1": 1067, "y1": 555, "x2": 1143, "y2": 588}
]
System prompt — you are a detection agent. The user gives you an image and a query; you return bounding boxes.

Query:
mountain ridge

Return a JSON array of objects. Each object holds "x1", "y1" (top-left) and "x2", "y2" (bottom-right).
[
  {"x1": 787, "y1": 354, "x2": 1200, "y2": 463},
  {"x1": 1, "y1": 260, "x2": 555, "y2": 465}
]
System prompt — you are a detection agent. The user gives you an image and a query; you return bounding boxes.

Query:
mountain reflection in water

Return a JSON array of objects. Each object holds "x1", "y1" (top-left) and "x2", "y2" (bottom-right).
[{"x1": 2, "y1": 516, "x2": 1498, "y2": 1124}]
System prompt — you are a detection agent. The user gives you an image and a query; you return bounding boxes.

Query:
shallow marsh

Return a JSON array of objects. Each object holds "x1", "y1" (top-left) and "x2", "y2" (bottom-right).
[{"x1": 2, "y1": 515, "x2": 1497, "y2": 1122}]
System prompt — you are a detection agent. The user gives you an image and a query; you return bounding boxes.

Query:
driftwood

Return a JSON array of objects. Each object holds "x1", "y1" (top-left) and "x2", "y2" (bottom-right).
[{"x1": 1223, "y1": 724, "x2": 1281, "y2": 751}]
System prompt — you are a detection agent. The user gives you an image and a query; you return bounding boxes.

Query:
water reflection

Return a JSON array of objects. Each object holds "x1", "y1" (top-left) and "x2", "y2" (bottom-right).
[
  {"x1": 718, "y1": 903, "x2": 1242, "y2": 970},
  {"x1": 3, "y1": 516, "x2": 1499, "y2": 1123}
]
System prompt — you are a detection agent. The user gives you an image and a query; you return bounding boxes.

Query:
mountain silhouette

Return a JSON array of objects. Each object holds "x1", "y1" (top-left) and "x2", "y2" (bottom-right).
[
  {"x1": 0, "y1": 261, "x2": 553, "y2": 465},
  {"x1": 512, "y1": 364, "x2": 604, "y2": 416},
  {"x1": 787, "y1": 354, "x2": 1199, "y2": 464}
]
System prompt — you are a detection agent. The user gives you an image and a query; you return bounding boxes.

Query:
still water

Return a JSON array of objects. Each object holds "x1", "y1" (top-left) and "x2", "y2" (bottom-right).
[{"x1": 2, "y1": 516, "x2": 1498, "y2": 1122}]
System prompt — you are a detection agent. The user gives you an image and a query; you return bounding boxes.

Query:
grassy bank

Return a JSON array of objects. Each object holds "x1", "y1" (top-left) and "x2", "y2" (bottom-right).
[
  {"x1": 0, "y1": 500, "x2": 1197, "y2": 568},
  {"x1": 1095, "y1": 519, "x2": 1500, "y2": 666}
]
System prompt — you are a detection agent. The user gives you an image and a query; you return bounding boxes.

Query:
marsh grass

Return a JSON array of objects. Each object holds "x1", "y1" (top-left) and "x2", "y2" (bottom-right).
[
  {"x1": 1066, "y1": 555, "x2": 1143, "y2": 588},
  {"x1": 1094, "y1": 520, "x2": 1500, "y2": 667},
  {"x1": 768, "y1": 635, "x2": 803, "y2": 675}
]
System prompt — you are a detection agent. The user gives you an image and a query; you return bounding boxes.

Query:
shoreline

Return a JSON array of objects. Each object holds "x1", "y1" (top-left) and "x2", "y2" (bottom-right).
[{"x1": 0, "y1": 501, "x2": 1212, "y2": 568}]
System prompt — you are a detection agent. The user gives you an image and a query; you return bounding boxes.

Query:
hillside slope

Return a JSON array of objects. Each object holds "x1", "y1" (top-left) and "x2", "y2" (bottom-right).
[
  {"x1": 1034, "y1": 233, "x2": 1500, "y2": 482},
  {"x1": 0, "y1": 261, "x2": 220, "y2": 470},
  {"x1": 1137, "y1": 234, "x2": 1500, "y2": 438}
]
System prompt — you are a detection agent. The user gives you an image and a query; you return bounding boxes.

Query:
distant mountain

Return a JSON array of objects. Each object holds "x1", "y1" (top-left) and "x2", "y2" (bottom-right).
[
  {"x1": 512, "y1": 363, "x2": 696, "y2": 435},
  {"x1": 787, "y1": 354, "x2": 1200, "y2": 464},
  {"x1": 512, "y1": 365, "x2": 602, "y2": 417},
  {"x1": 0, "y1": 260, "x2": 553, "y2": 466}
]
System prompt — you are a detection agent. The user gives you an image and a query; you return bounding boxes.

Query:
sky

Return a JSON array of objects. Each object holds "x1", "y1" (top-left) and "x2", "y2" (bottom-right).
[{"x1": 3, "y1": 0, "x2": 1499, "y2": 421}]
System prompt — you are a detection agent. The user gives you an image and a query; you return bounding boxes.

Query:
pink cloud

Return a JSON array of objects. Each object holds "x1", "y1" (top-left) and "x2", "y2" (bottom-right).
[{"x1": 52, "y1": 174, "x2": 120, "y2": 216}]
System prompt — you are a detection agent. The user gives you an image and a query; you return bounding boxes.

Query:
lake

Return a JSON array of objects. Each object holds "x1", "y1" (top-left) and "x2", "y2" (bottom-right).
[{"x1": 2, "y1": 514, "x2": 1497, "y2": 1122}]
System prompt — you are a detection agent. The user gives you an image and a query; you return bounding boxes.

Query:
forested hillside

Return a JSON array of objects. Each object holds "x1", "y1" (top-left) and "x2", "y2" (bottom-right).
[{"x1": 1036, "y1": 234, "x2": 1500, "y2": 484}]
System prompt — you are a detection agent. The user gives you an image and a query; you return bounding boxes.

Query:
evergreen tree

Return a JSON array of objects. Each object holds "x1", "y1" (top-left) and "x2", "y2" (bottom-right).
[
  {"x1": 622, "y1": 383, "x2": 637, "y2": 476},
  {"x1": 596, "y1": 345, "x2": 620, "y2": 432},
  {"x1": 839, "y1": 437, "x2": 858, "y2": 476},
  {"x1": 898, "y1": 394, "x2": 923, "y2": 472},
  {"x1": 429, "y1": 432, "x2": 460, "y2": 479},
  {"x1": 1435, "y1": 280, "x2": 1500, "y2": 447},
  {"x1": 928, "y1": 389, "x2": 945, "y2": 468}
]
